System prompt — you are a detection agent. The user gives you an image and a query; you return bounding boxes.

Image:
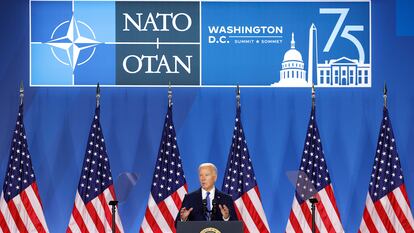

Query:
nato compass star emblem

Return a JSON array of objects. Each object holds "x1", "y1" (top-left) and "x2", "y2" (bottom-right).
[{"x1": 45, "y1": 15, "x2": 100, "y2": 71}]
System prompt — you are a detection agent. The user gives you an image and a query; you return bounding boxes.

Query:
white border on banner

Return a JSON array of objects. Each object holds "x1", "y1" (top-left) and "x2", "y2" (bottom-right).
[{"x1": 29, "y1": 0, "x2": 371, "y2": 88}]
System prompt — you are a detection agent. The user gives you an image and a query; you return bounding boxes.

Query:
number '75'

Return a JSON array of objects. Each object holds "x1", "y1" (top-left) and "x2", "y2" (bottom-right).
[{"x1": 320, "y1": 8, "x2": 365, "y2": 63}]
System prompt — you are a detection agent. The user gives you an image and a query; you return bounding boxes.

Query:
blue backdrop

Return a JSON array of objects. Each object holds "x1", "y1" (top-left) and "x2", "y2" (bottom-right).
[{"x1": 1, "y1": 0, "x2": 414, "y2": 232}]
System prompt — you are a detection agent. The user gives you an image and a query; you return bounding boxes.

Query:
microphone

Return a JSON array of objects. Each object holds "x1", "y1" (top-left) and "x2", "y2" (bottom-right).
[
  {"x1": 202, "y1": 198, "x2": 208, "y2": 213},
  {"x1": 108, "y1": 200, "x2": 118, "y2": 206},
  {"x1": 309, "y1": 198, "x2": 318, "y2": 204},
  {"x1": 212, "y1": 199, "x2": 217, "y2": 214},
  {"x1": 108, "y1": 200, "x2": 118, "y2": 233}
]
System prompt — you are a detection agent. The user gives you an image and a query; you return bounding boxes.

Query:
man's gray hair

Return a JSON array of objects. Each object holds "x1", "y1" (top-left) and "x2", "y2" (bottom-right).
[{"x1": 198, "y1": 163, "x2": 218, "y2": 175}]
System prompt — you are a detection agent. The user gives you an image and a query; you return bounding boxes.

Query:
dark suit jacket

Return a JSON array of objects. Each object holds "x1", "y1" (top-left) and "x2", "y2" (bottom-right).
[{"x1": 175, "y1": 187, "x2": 238, "y2": 224}]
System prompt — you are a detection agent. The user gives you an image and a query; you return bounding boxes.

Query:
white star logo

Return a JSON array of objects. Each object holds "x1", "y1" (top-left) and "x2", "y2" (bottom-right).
[{"x1": 46, "y1": 15, "x2": 100, "y2": 71}]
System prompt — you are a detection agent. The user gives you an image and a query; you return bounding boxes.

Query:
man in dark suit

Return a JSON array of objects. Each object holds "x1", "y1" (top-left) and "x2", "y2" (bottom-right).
[{"x1": 176, "y1": 163, "x2": 237, "y2": 223}]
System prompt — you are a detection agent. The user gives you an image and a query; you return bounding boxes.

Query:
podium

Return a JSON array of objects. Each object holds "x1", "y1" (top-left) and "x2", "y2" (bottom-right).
[{"x1": 176, "y1": 221, "x2": 243, "y2": 233}]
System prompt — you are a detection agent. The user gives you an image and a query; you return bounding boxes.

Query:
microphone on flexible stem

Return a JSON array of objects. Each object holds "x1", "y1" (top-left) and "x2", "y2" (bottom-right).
[
  {"x1": 202, "y1": 198, "x2": 208, "y2": 213},
  {"x1": 212, "y1": 199, "x2": 217, "y2": 215}
]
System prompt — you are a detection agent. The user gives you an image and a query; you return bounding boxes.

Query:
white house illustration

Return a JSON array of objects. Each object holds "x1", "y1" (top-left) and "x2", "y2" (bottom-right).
[
  {"x1": 272, "y1": 33, "x2": 309, "y2": 87},
  {"x1": 317, "y1": 57, "x2": 371, "y2": 87}
]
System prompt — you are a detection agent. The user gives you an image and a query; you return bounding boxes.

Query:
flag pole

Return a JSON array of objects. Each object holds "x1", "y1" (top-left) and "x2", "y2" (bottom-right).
[
  {"x1": 311, "y1": 83, "x2": 315, "y2": 110},
  {"x1": 236, "y1": 84, "x2": 240, "y2": 108},
  {"x1": 168, "y1": 82, "x2": 172, "y2": 107},
  {"x1": 19, "y1": 81, "x2": 24, "y2": 106},
  {"x1": 96, "y1": 83, "x2": 100, "y2": 108},
  {"x1": 383, "y1": 83, "x2": 387, "y2": 109},
  {"x1": 310, "y1": 83, "x2": 318, "y2": 233}
]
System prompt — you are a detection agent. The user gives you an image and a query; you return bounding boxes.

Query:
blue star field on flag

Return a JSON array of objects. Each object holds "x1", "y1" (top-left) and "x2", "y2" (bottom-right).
[
  {"x1": 222, "y1": 106, "x2": 257, "y2": 200},
  {"x1": 77, "y1": 107, "x2": 113, "y2": 203},
  {"x1": 150, "y1": 105, "x2": 186, "y2": 204},
  {"x1": 2, "y1": 105, "x2": 36, "y2": 202},
  {"x1": 295, "y1": 108, "x2": 331, "y2": 204},
  {"x1": 368, "y1": 107, "x2": 404, "y2": 202}
]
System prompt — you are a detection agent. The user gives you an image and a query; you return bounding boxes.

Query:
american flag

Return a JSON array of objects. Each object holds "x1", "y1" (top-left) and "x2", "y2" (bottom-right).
[
  {"x1": 67, "y1": 106, "x2": 124, "y2": 233},
  {"x1": 286, "y1": 107, "x2": 344, "y2": 233},
  {"x1": 140, "y1": 104, "x2": 188, "y2": 233},
  {"x1": 222, "y1": 105, "x2": 270, "y2": 233},
  {"x1": 0, "y1": 105, "x2": 49, "y2": 232},
  {"x1": 358, "y1": 107, "x2": 414, "y2": 232}
]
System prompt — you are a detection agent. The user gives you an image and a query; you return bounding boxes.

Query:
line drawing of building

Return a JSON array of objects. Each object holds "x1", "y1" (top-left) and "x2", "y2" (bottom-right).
[
  {"x1": 310, "y1": 23, "x2": 371, "y2": 87},
  {"x1": 273, "y1": 23, "x2": 371, "y2": 88},
  {"x1": 272, "y1": 32, "x2": 308, "y2": 87},
  {"x1": 317, "y1": 57, "x2": 371, "y2": 87}
]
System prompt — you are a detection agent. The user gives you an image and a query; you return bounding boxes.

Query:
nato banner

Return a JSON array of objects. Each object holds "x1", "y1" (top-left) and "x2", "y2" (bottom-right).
[{"x1": 30, "y1": 0, "x2": 370, "y2": 87}]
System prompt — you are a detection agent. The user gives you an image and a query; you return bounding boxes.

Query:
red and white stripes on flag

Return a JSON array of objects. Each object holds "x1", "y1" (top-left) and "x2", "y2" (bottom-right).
[
  {"x1": 359, "y1": 185, "x2": 414, "y2": 233},
  {"x1": 286, "y1": 185, "x2": 344, "y2": 233},
  {"x1": 0, "y1": 105, "x2": 49, "y2": 232},
  {"x1": 222, "y1": 104, "x2": 270, "y2": 233},
  {"x1": 140, "y1": 186, "x2": 188, "y2": 233},
  {"x1": 67, "y1": 106, "x2": 124, "y2": 232},
  {"x1": 67, "y1": 186, "x2": 124, "y2": 233},
  {"x1": 140, "y1": 104, "x2": 188, "y2": 233},
  {"x1": 232, "y1": 187, "x2": 270, "y2": 233},
  {"x1": 0, "y1": 183, "x2": 48, "y2": 233},
  {"x1": 286, "y1": 107, "x2": 344, "y2": 233},
  {"x1": 358, "y1": 107, "x2": 414, "y2": 233}
]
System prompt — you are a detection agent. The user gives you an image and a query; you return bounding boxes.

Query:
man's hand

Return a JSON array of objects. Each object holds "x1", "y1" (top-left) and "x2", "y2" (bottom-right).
[
  {"x1": 180, "y1": 207, "x2": 193, "y2": 221},
  {"x1": 219, "y1": 204, "x2": 230, "y2": 220}
]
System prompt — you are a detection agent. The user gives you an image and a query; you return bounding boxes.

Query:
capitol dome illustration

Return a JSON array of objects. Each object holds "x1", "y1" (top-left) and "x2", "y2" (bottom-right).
[
  {"x1": 283, "y1": 39, "x2": 302, "y2": 62},
  {"x1": 272, "y1": 32, "x2": 308, "y2": 87}
]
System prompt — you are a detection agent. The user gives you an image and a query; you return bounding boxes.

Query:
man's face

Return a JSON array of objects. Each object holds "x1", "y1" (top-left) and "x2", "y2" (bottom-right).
[{"x1": 199, "y1": 166, "x2": 217, "y2": 191}]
